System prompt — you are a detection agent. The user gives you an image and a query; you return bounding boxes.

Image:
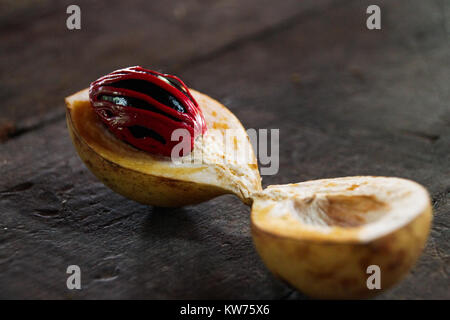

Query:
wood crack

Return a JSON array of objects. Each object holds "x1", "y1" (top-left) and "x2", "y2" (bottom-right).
[
  {"x1": 0, "y1": 109, "x2": 65, "y2": 143},
  {"x1": 0, "y1": 182, "x2": 34, "y2": 194},
  {"x1": 401, "y1": 130, "x2": 441, "y2": 143}
]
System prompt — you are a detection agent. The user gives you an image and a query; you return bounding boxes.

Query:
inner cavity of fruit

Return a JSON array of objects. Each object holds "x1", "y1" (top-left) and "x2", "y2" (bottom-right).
[{"x1": 292, "y1": 194, "x2": 387, "y2": 228}]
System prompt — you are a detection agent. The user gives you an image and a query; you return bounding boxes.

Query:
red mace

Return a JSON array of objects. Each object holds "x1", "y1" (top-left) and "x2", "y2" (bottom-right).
[{"x1": 89, "y1": 66, "x2": 207, "y2": 157}]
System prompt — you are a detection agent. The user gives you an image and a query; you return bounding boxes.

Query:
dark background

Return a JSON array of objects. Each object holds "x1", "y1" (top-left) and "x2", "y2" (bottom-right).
[{"x1": 0, "y1": 0, "x2": 448, "y2": 299}]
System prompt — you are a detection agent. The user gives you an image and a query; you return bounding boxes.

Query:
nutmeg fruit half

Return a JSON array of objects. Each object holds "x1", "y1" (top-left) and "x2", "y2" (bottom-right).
[
  {"x1": 251, "y1": 176, "x2": 432, "y2": 299},
  {"x1": 65, "y1": 88, "x2": 261, "y2": 207}
]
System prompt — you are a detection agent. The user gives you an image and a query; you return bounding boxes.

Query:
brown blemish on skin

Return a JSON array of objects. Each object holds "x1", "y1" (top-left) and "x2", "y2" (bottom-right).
[
  {"x1": 296, "y1": 245, "x2": 310, "y2": 258},
  {"x1": 369, "y1": 236, "x2": 394, "y2": 254},
  {"x1": 359, "y1": 256, "x2": 373, "y2": 272},
  {"x1": 233, "y1": 136, "x2": 238, "y2": 150},
  {"x1": 340, "y1": 277, "x2": 359, "y2": 287},
  {"x1": 387, "y1": 250, "x2": 407, "y2": 271},
  {"x1": 347, "y1": 184, "x2": 359, "y2": 191},
  {"x1": 308, "y1": 269, "x2": 336, "y2": 280},
  {"x1": 211, "y1": 111, "x2": 217, "y2": 117}
]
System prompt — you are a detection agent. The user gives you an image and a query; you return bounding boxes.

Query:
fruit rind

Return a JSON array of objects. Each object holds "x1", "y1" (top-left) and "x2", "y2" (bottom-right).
[
  {"x1": 252, "y1": 206, "x2": 431, "y2": 299},
  {"x1": 67, "y1": 111, "x2": 227, "y2": 206}
]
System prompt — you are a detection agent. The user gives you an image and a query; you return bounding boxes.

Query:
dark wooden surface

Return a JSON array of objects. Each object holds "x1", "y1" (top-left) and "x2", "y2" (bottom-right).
[{"x1": 0, "y1": 0, "x2": 448, "y2": 299}]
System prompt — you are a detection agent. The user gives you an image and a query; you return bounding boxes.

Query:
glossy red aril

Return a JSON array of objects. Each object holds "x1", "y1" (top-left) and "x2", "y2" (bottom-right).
[{"x1": 89, "y1": 66, "x2": 207, "y2": 157}]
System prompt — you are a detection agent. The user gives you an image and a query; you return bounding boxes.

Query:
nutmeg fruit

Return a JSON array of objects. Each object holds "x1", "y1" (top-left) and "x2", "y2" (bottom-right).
[{"x1": 65, "y1": 69, "x2": 432, "y2": 299}]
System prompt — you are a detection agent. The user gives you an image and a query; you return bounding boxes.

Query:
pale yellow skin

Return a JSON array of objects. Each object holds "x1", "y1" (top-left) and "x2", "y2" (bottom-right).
[
  {"x1": 65, "y1": 88, "x2": 432, "y2": 299},
  {"x1": 252, "y1": 207, "x2": 431, "y2": 299}
]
